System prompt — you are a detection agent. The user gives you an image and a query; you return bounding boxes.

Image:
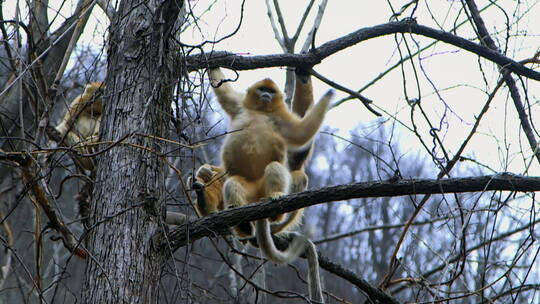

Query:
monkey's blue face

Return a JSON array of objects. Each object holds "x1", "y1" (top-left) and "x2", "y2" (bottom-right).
[
  {"x1": 256, "y1": 86, "x2": 276, "y2": 103},
  {"x1": 244, "y1": 79, "x2": 284, "y2": 112}
]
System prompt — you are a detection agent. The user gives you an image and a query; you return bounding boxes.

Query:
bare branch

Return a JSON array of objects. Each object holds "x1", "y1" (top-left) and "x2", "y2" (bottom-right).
[
  {"x1": 52, "y1": 0, "x2": 97, "y2": 88},
  {"x1": 271, "y1": 0, "x2": 290, "y2": 47},
  {"x1": 300, "y1": 0, "x2": 328, "y2": 53},
  {"x1": 0, "y1": 0, "x2": 103, "y2": 100},
  {"x1": 162, "y1": 174, "x2": 540, "y2": 302},
  {"x1": 292, "y1": 0, "x2": 316, "y2": 43},
  {"x1": 184, "y1": 19, "x2": 540, "y2": 81},
  {"x1": 309, "y1": 68, "x2": 380, "y2": 116},
  {"x1": 391, "y1": 216, "x2": 540, "y2": 294},
  {"x1": 264, "y1": 0, "x2": 287, "y2": 50},
  {"x1": 164, "y1": 173, "x2": 540, "y2": 303},
  {"x1": 16, "y1": 156, "x2": 87, "y2": 258},
  {"x1": 317, "y1": 253, "x2": 400, "y2": 304},
  {"x1": 268, "y1": 236, "x2": 402, "y2": 304},
  {"x1": 314, "y1": 215, "x2": 454, "y2": 244},
  {"x1": 166, "y1": 174, "x2": 540, "y2": 249},
  {"x1": 380, "y1": 76, "x2": 504, "y2": 289},
  {"x1": 29, "y1": 0, "x2": 49, "y2": 44},
  {"x1": 0, "y1": 205, "x2": 14, "y2": 290},
  {"x1": 332, "y1": 1, "x2": 498, "y2": 107},
  {"x1": 464, "y1": 0, "x2": 540, "y2": 165}
]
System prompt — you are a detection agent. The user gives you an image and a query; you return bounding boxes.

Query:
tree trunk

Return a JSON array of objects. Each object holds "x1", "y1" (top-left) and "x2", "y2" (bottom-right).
[{"x1": 81, "y1": 0, "x2": 184, "y2": 303}]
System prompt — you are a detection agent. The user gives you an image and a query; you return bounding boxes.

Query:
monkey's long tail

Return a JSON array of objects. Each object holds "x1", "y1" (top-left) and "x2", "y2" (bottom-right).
[
  {"x1": 270, "y1": 209, "x2": 304, "y2": 234},
  {"x1": 255, "y1": 219, "x2": 306, "y2": 264},
  {"x1": 304, "y1": 234, "x2": 324, "y2": 302},
  {"x1": 258, "y1": 225, "x2": 324, "y2": 303}
]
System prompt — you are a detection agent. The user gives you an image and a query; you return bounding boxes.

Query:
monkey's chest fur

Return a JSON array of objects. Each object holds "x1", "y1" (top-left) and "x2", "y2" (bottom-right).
[{"x1": 222, "y1": 112, "x2": 286, "y2": 181}]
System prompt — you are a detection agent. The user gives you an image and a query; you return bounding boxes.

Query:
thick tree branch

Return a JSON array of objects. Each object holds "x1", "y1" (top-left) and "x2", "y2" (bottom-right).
[
  {"x1": 184, "y1": 19, "x2": 540, "y2": 81},
  {"x1": 165, "y1": 174, "x2": 540, "y2": 250}
]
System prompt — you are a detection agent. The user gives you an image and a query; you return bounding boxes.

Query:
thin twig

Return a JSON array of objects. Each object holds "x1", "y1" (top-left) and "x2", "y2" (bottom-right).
[
  {"x1": 464, "y1": 0, "x2": 540, "y2": 165},
  {"x1": 380, "y1": 76, "x2": 503, "y2": 289},
  {"x1": 309, "y1": 68, "x2": 381, "y2": 116}
]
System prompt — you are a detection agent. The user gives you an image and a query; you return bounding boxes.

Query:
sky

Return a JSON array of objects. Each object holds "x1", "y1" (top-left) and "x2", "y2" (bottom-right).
[{"x1": 4, "y1": 0, "x2": 540, "y2": 175}]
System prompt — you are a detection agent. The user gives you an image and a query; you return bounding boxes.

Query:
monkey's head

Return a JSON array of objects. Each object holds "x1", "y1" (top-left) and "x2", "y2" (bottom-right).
[
  {"x1": 83, "y1": 82, "x2": 105, "y2": 114},
  {"x1": 244, "y1": 79, "x2": 284, "y2": 112},
  {"x1": 84, "y1": 82, "x2": 105, "y2": 96}
]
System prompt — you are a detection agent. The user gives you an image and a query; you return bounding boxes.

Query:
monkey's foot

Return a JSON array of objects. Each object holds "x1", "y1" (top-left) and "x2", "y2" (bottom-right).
[
  {"x1": 234, "y1": 222, "x2": 254, "y2": 238},
  {"x1": 196, "y1": 164, "x2": 215, "y2": 182},
  {"x1": 266, "y1": 192, "x2": 286, "y2": 222},
  {"x1": 270, "y1": 214, "x2": 286, "y2": 223},
  {"x1": 226, "y1": 201, "x2": 254, "y2": 237},
  {"x1": 267, "y1": 192, "x2": 286, "y2": 200}
]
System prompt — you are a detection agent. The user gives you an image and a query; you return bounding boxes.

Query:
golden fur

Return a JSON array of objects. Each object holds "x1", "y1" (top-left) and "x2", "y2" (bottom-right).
[{"x1": 55, "y1": 82, "x2": 104, "y2": 170}]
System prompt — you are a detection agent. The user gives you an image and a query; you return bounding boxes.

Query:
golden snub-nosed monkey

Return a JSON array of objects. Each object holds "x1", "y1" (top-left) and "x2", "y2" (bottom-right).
[
  {"x1": 203, "y1": 67, "x2": 332, "y2": 302},
  {"x1": 55, "y1": 82, "x2": 104, "y2": 171}
]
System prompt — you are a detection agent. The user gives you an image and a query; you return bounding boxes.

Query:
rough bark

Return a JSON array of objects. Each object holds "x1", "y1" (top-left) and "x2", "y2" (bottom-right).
[{"x1": 81, "y1": 0, "x2": 184, "y2": 303}]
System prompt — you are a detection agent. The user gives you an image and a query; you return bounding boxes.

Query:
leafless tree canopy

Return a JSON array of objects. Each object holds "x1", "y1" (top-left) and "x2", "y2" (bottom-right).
[{"x1": 1, "y1": 1, "x2": 540, "y2": 303}]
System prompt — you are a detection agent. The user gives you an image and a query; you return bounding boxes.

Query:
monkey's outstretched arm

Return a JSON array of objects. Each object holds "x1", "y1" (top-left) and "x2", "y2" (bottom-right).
[
  {"x1": 288, "y1": 67, "x2": 315, "y2": 172},
  {"x1": 208, "y1": 68, "x2": 244, "y2": 118},
  {"x1": 273, "y1": 71, "x2": 316, "y2": 234},
  {"x1": 291, "y1": 67, "x2": 314, "y2": 117},
  {"x1": 280, "y1": 90, "x2": 334, "y2": 147}
]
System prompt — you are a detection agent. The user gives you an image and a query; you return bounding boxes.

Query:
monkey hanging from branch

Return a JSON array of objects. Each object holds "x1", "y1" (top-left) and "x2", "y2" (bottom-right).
[{"x1": 190, "y1": 67, "x2": 332, "y2": 302}]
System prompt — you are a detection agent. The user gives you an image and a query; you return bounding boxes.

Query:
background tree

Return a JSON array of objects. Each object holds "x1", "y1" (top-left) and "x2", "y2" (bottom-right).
[{"x1": 1, "y1": 1, "x2": 540, "y2": 303}]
